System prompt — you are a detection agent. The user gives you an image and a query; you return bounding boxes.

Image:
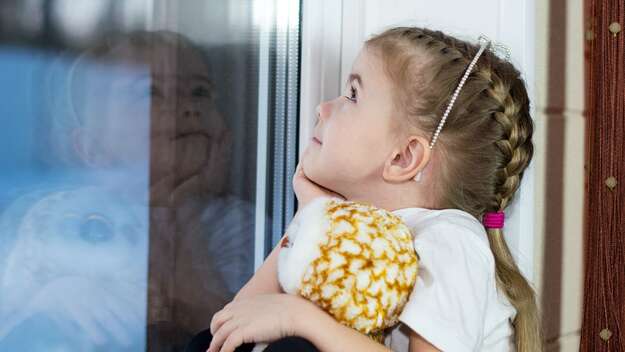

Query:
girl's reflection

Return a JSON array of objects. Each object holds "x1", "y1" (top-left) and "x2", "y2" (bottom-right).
[{"x1": 0, "y1": 30, "x2": 256, "y2": 351}]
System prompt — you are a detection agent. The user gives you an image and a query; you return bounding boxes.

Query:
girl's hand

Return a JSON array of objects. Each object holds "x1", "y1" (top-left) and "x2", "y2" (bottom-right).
[
  {"x1": 207, "y1": 294, "x2": 300, "y2": 352},
  {"x1": 292, "y1": 159, "x2": 345, "y2": 210}
]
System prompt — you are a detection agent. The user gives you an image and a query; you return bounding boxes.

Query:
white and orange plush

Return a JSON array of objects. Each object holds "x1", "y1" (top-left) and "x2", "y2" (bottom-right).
[{"x1": 252, "y1": 196, "x2": 419, "y2": 351}]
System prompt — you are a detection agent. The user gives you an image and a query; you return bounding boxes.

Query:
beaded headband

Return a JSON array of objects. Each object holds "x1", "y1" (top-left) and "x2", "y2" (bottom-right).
[
  {"x1": 413, "y1": 34, "x2": 511, "y2": 183},
  {"x1": 428, "y1": 35, "x2": 495, "y2": 150}
]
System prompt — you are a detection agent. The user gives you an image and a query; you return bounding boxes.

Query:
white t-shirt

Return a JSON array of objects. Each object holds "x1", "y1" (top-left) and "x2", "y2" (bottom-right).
[{"x1": 383, "y1": 206, "x2": 517, "y2": 352}]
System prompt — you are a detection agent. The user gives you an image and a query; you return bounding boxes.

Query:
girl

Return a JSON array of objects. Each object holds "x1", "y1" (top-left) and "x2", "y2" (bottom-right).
[{"x1": 199, "y1": 26, "x2": 543, "y2": 352}]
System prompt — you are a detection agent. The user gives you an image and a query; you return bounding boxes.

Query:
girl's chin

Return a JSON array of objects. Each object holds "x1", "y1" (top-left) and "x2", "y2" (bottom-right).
[{"x1": 307, "y1": 171, "x2": 341, "y2": 195}]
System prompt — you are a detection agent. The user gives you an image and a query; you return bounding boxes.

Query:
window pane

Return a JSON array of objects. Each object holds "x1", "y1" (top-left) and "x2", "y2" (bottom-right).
[{"x1": 0, "y1": 1, "x2": 300, "y2": 351}]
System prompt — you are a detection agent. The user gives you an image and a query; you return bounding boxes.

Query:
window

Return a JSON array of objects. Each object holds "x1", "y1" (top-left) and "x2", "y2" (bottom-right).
[{"x1": 0, "y1": 1, "x2": 300, "y2": 350}]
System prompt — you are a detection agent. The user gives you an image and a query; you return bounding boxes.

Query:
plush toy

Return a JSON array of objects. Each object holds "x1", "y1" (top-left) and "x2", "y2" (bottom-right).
[{"x1": 252, "y1": 196, "x2": 419, "y2": 351}]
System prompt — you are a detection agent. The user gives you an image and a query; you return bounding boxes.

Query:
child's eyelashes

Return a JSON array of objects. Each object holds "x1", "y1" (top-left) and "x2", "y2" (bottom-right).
[
  {"x1": 148, "y1": 83, "x2": 212, "y2": 99},
  {"x1": 191, "y1": 85, "x2": 212, "y2": 99},
  {"x1": 343, "y1": 85, "x2": 357, "y2": 103},
  {"x1": 150, "y1": 84, "x2": 163, "y2": 98}
]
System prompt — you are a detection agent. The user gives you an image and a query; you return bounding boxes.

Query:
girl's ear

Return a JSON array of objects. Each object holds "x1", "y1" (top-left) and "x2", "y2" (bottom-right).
[{"x1": 382, "y1": 135, "x2": 431, "y2": 183}]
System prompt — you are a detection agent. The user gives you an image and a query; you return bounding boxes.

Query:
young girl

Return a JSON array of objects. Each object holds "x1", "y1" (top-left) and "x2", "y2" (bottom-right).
[{"x1": 200, "y1": 26, "x2": 543, "y2": 352}]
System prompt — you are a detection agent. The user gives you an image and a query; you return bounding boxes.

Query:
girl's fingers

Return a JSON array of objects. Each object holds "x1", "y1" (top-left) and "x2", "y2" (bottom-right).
[
  {"x1": 210, "y1": 306, "x2": 232, "y2": 335},
  {"x1": 207, "y1": 319, "x2": 238, "y2": 352},
  {"x1": 219, "y1": 328, "x2": 246, "y2": 352}
]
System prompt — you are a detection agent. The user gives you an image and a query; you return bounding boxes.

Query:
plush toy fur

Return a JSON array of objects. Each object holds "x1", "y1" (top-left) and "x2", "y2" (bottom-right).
[{"x1": 251, "y1": 196, "x2": 418, "y2": 351}]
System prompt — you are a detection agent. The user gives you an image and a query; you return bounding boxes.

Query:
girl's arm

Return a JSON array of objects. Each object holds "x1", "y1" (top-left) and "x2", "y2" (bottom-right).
[
  {"x1": 293, "y1": 297, "x2": 391, "y2": 352},
  {"x1": 409, "y1": 331, "x2": 442, "y2": 352},
  {"x1": 239, "y1": 156, "x2": 344, "y2": 299},
  {"x1": 232, "y1": 232, "x2": 287, "y2": 302},
  {"x1": 293, "y1": 296, "x2": 441, "y2": 352}
]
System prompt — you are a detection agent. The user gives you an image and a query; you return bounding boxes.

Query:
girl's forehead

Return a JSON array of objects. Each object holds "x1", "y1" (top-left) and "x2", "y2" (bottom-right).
[{"x1": 351, "y1": 47, "x2": 389, "y2": 90}]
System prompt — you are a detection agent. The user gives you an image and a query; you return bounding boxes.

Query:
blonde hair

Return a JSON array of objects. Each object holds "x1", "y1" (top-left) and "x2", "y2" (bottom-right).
[{"x1": 365, "y1": 27, "x2": 543, "y2": 351}]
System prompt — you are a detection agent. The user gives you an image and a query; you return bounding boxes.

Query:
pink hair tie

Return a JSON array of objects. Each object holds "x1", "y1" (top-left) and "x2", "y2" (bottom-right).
[{"x1": 482, "y1": 211, "x2": 505, "y2": 229}]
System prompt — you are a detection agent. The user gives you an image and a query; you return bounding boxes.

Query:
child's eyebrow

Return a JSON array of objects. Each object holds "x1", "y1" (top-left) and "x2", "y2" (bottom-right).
[
  {"x1": 190, "y1": 74, "x2": 212, "y2": 85},
  {"x1": 347, "y1": 73, "x2": 364, "y2": 91},
  {"x1": 152, "y1": 74, "x2": 212, "y2": 84}
]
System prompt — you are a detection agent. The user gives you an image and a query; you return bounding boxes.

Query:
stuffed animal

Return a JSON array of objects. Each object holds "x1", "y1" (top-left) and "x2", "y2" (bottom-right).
[{"x1": 252, "y1": 196, "x2": 419, "y2": 351}]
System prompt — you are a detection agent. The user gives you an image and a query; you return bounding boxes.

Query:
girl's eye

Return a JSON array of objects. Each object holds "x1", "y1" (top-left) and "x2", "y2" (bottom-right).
[
  {"x1": 343, "y1": 85, "x2": 357, "y2": 103},
  {"x1": 192, "y1": 86, "x2": 212, "y2": 99},
  {"x1": 150, "y1": 84, "x2": 163, "y2": 98}
]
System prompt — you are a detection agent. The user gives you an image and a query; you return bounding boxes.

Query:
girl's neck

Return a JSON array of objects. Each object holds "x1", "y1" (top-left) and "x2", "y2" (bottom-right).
[{"x1": 345, "y1": 181, "x2": 433, "y2": 212}]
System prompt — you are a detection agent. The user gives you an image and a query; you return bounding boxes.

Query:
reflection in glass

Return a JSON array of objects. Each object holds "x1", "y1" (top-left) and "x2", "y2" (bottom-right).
[
  {"x1": 0, "y1": 46, "x2": 152, "y2": 352},
  {"x1": 0, "y1": 1, "x2": 277, "y2": 350}
]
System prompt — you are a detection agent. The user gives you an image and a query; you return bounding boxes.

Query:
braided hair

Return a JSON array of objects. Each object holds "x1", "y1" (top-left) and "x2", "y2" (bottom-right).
[{"x1": 365, "y1": 27, "x2": 543, "y2": 352}]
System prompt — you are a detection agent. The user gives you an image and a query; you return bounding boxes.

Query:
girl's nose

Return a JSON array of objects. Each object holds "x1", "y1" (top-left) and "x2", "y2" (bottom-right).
[
  {"x1": 316, "y1": 100, "x2": 333, "y2": 122},
  {"x1": 182, "y1": 109, "x2": 201, "y2": 119}
]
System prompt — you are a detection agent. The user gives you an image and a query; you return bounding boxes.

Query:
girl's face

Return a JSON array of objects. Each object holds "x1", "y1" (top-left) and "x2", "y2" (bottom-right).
[
  {"x1": 302, "y1": 45, "x2": 400, "y2": 197},
  {"x1": 72, "y1": 39, "x2": 230, "y2": 196}
]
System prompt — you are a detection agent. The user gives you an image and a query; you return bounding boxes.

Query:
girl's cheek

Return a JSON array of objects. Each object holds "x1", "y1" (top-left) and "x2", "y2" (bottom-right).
[{"x1": 341, "y1": 103, "x2": 353, "y2": 114}]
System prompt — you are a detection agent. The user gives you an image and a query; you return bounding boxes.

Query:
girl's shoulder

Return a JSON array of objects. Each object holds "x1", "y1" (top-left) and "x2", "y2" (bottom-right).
[
  {"x1": 391, "y1": 206, "x2": 493, "y2": 263},
  {"x1": 391, "y1": 205, "x2": 483, "y2": 232},
  {"x1": 386, "y1": 207, "x2": 515, "y2": 351}
]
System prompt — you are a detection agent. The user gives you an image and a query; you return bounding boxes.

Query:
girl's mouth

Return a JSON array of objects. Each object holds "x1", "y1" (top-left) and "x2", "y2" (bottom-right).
[{"x1": 171, "y1": 131, "x2": 211, "y2": 142}]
